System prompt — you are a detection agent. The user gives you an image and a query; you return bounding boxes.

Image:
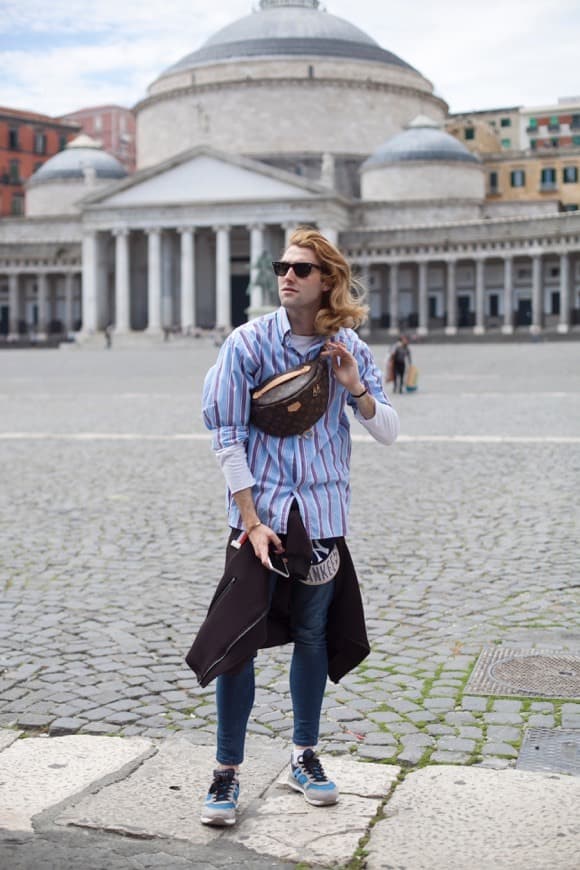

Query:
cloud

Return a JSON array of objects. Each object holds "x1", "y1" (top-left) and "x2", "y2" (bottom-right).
[{"x1": 1, "y1": 0, "x2": 579, "y2": 116}]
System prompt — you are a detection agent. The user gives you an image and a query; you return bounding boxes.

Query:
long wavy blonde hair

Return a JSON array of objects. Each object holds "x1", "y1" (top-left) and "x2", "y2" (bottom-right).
[{"x1": 285, "y1": 227, "x2": 369, "y2": 337}]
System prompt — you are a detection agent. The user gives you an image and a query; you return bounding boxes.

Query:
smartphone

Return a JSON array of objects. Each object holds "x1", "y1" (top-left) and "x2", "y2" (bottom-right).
[{"x1": 266, "y1": 549, "x2": 290, "y2": 578}]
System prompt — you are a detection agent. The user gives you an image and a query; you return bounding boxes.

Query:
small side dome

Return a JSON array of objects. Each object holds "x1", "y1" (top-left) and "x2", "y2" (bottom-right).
[
  {"x1": 363, "y1": 116, "x2": 480, "y2": 168},
  {"x1": 361, "y1": 116, "x2": 484, "y2": 204},
  {"x1": 28, "y1": 134, "x2": 127, "y2": 186},
  {"x1": 26, "y1": 135, "x2": 128, "y2": 217}
]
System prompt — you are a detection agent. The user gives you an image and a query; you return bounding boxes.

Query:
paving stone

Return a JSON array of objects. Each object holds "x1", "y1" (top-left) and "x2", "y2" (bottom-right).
[
  {"x1": 437, "y1": 736, "x2": 476, "y2": 753},
  {"x1": 460, "y1": 697, "x2": 488, "y2": 712},
  {"x1": 485, "y1": 725, "x2": 521, "y2": 742},
  {"x1": 430, "y1": 751, "x2": 472, "y2": 764},
  {"x1": 16, "y1": 714, "x2": 54, "y2": 730},
  {"x1": 48, "y1": 718, "x2": 87, "y2": 736},
  {"x1": 481, "y1": 742, "x2": 519, "y2": 758},
  {"x1": 483, "y1": 713, "x2": 524, "y2": 726}
]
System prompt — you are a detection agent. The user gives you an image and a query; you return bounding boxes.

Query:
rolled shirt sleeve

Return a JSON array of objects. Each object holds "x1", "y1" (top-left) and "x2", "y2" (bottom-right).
[{"x1": 202, "y1": 333, "x2": 258, "y2": 451}]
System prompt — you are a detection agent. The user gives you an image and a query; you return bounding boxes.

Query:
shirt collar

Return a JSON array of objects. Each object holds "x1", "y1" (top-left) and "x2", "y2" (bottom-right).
[{"x1": 274, "y1": 305, "x2": 328, "y2": 350}]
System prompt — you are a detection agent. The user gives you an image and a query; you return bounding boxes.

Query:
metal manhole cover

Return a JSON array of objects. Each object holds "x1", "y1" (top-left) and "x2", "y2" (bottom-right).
[
  {"x1": 517, "y1": 728, "x2": 580, "y2": 776},
  {"x1": 465, "y1": 647, "x2": 580, "y2": 698}
]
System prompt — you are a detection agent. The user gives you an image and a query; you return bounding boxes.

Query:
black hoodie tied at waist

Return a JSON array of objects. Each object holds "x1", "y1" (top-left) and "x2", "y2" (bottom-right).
[{"x1": 185, "y1": 506, "x2": 370, "y2": 687}]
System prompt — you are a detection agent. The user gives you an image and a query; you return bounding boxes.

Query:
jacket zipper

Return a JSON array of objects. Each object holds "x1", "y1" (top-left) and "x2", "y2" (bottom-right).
[{"x1": 199, "y1": 605, "x2": 270, "y2": 685}]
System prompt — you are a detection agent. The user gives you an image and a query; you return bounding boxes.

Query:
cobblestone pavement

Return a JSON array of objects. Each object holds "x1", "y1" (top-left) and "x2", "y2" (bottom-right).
[{"x1": 1, "y1": 339, "x2": 579, "y2": 773}]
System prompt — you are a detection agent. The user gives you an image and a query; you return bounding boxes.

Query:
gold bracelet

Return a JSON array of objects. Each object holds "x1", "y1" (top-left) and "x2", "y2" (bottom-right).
[{"x1": 247, "y1": 520, "x2": 262, "y2": 534}]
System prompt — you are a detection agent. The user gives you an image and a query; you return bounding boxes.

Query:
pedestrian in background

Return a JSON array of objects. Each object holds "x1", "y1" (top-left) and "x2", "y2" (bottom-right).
[
  {"x1": 193, "y1": 227, "x2": 399, "y2": 827},
  {"x1": 387, "y1": 334, "x2": 412, "y2": 394}
]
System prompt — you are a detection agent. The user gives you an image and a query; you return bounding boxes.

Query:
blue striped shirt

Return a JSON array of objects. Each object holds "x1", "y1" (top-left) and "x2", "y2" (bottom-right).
[{"x1": 202, "y1": 307, "x2": 393, "y2": 538}]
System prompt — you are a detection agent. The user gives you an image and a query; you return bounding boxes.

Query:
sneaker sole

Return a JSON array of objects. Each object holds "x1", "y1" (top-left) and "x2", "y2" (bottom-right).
[
  {"x1": 287, "y1": 777, "x2": 339, "y2": 806},
  {"x1": 200, "y1": 814, "x2": 236, "y2": 826}
]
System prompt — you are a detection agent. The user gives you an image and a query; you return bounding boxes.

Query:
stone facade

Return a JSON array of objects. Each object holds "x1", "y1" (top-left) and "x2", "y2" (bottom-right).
[{"x1": 1, "y1": 0, "x2": 579, "y2": 341}]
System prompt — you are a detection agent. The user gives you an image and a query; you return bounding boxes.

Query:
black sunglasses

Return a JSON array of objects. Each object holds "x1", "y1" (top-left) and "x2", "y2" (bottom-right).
[{"x1": 272, "y1": 261, "x2": 323, "y2": 278}]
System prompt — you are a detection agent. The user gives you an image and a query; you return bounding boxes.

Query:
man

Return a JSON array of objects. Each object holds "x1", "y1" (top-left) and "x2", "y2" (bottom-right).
[{"x1": 199, "y1": 227, "x2": 399, "y2": 826}]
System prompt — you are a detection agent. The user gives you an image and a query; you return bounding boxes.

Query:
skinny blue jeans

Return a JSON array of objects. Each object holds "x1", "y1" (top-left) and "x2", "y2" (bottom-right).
[{"x1": 216, "y1": 574, "x2": 335, "y2": 765}]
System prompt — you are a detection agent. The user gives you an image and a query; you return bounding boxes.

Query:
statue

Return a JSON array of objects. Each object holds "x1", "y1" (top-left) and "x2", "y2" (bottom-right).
[
  {"x1": 246, "y1": 250, "x2": 278, "y2": 320},
  {"x1": 254, "y1": 250, "x2": 278, "y2": 307}
]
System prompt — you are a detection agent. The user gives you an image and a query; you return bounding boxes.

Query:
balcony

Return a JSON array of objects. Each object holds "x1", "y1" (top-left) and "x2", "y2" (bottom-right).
[{"x1": 540, "y1": 182, "x2": 558, "y2": 192}]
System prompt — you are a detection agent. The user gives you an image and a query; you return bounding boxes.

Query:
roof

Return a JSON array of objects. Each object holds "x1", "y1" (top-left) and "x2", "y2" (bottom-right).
[
  {"x1": 28, "y1": 135, "x2": 127, "y2": 185},
  {"x1": 159, "y1": 0, "x2": 416, "y2": 78},
  {"x1": 363, "y1": 116, "x2": 481, "y2": 169}
]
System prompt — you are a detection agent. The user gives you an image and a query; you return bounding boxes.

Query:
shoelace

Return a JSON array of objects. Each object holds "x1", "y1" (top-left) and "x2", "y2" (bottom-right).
[
  {"x1": 209, "y1": 770, "x2": 237, "y2": 802},
  {"x1": 300, "y1": 750, "x2": 328, "y2": 782}
]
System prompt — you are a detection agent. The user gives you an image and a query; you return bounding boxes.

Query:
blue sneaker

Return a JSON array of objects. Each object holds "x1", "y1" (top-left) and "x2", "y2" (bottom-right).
[
  {"x1": 200, "y1": 768, "x2": 239, "y2": 826},
  {"x1": 288, "y1": 749, "x2": 339, "y2": 806}
]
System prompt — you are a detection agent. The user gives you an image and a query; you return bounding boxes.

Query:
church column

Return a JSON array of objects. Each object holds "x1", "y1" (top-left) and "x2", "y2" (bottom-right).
[
  {"x1": 501, "y1": 255, "x2": 514, "y2": 334},
  {"x1": 8, "y1": 273, "x2": 20, "y2": 339},
  {"x1": 249, "y1": 223, "x2": 265, "y2": 310},
  {"x1": 474, "y1": 257, "x2": 485, "y2": 334},
  {"x1": 417, "y1": 260, "x2": 428, "y2": 336},
  {"x1": 283, "y1": 223, "x2": 297, "y2": 247},
  {"x1": 531, "y1": 252, "x2": 542, "y2": 333},
  {"x1": 64, "y1": 272, "x2": 75, "y2": 334},
  {"x1": 388, "y1": 261, "x2": 399, "y2": 336},
  {"x1": 179, "y1": 227, "x2": 196, "y2": 334},
  {"x1": 146, "y1": 228, "x2": 162, "y2": 334},
  {"x1": 114, "y1": 228, "x2": 131, "y2": 333},
  {"x1": 359, "y1": 262, "x2": 371, "y2": 338},
  {"x1": 558, "y1": 251, "x2": 570, "y2": 334},
  {"x1": 81, "y1": 231, "x2": 98, "y2": 333},
  {"x1": 37, "y1": 272, "x2": 49, "y2": 338},
  {"x1": 214, "y1": 225, "x2": 231, "y2": 330},
  {"x1": 445, "y1": 259, "x2": 457, "y2": 335}
]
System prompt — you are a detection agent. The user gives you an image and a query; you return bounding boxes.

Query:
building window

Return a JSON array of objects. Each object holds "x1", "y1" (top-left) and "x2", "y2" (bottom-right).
[
  {"x1": 540, "y1": 167, "x2": 557, "y2": 190},
  {"x1": 527, "y1": 117, "x2": 538, "y2": 132},
  {"x1": 510, "y1": 169, "x2": 525, "y2": 187},
  {"x1": 530, "y1": 139, "x2": 537, "y2": 150},
  {"x1": 308, "y1": 65, "x2": 315, "y2": 79},
  {"x1": 34, "y1": 132, "x2": 47, "y2": 154},
  {"x1": 11, "y1": 193, "x2": 24, "y2": 216},
  {"x1": 464, "y1": 127, "x2": 475, "y2": 140},
  {"x1": 8, "y1": 127, "x2": 19, "y2": 149},
  {"x1": 501, "y1": 138, "x2": 511, "y2": 149},
  {"x1": 500, "y1": 118, "x2": 511, "y2": 127},
  {"x1": 548, "y1": 116, "x2": 560, "y2": 132},
  {"x1": 563, "y1": 166, "x2": 578, "y2": 183},
  {"x1": 489, "y1": 294, "x2": 500, "y2": 317},
  {"x1": 571, "y1": 114, "x2": 580, "y2": 130},
  {"x1": 59, "y1": 135, "x2": 67, "y2": 151},
  {"x1": 551, "y1": 292, "x2": 560, "y2": 315},
  {"x1": 8, "y1": 159, "x2": 20, "y2": 183},
  {"x1": 489, "y1": 171, "x2": 499, "y2": 193},
  {"x1": 551, "y1": 137, "x2": 559, "y2": 147},
  {"x1": 562, "y1": 204, "x2": 579, "y2": 211},
  {"x1": 573, "y1": 135, "x2": 580, "y2": 146}
]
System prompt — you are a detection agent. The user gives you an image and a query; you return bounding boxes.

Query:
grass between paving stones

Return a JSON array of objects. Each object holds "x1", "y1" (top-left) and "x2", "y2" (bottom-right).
[{"x1": 342, "y1": 768, "x2": 407, "y2": 870}]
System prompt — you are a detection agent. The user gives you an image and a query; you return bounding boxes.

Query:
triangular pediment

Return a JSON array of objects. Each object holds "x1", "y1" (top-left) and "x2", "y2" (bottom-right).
[{"x1": 82, "y1": 147, "x2": 327, "y2": 208}]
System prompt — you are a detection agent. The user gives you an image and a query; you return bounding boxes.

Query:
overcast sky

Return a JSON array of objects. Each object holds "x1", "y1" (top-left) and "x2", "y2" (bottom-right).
[{"x1": 2, "y1": 0, "x2": 579, "y2": 118}]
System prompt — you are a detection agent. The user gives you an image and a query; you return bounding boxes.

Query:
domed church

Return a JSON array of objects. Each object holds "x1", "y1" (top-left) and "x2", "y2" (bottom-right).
[{"x1": 0, "y1": 0, "x2": 578, "y2": 340}]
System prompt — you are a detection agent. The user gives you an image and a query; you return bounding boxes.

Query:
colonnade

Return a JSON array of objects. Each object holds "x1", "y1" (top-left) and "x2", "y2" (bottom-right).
[
  {"x1": 0, "y1": 270, "x2": 80, "y2": 338},
  {"x1": 81, "y1": 221, "x2": 322, "y2": 334},
  {"x1": 357, "y1": 249, "x2": 576, "y2": 336}
]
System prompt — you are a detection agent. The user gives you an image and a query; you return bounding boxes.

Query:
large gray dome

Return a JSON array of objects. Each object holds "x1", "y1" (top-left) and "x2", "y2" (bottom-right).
[
  {"x1": 28, "y1": 134, "x2": 127, "y2": 186},
  {"x1": 363, "y1": 116, "x2": 480, "y2": 168},
  {"x1": 161, "y1": 0, "x2": 416, "y2": 77}
]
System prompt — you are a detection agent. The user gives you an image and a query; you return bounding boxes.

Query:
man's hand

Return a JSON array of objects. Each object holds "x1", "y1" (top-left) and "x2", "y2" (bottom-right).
[
  {"x1": 322, "y1": 340, "x2": 362, "y2": 394},
  {"x1": 248, "y1": 523, "x2": 284, "y2": 568}
]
